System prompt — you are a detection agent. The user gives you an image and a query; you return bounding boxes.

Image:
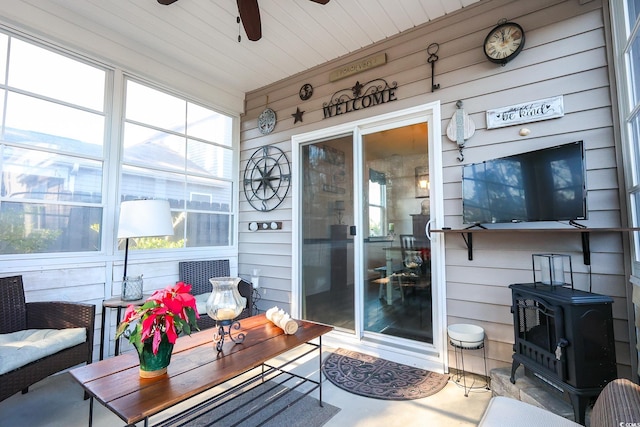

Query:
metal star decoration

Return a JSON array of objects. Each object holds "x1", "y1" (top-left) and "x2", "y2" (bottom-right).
[{"x1": 292, "y1": 107, "x2": 305, "y2": 124}]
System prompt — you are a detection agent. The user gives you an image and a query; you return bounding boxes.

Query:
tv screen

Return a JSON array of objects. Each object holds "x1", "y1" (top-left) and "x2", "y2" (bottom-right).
[{"x1": 462, "y1": 141, "x2": 586, "y2": 224}]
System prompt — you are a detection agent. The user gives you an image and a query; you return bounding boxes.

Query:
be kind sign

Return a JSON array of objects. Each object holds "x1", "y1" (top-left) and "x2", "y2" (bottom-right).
[{"x1": 486, "y1": 95, "x2": 564, "y2": 129}]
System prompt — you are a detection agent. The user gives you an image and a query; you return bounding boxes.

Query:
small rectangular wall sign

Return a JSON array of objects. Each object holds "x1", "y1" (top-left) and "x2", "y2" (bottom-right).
[
  {"x1": 329, "y1": 53, "x2": 387, "y2": 82},
  {"x1": 486, "y1": 95, "x2": 564, "y2": 129}
]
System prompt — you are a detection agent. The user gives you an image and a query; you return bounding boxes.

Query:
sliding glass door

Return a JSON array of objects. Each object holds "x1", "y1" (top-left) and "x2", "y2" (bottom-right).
[
  {"x1": 294, "y1": 103, "x2": 443, "y2": 364},
  {"x1": 362, "y1": 123, "x2": 432, "y2": 343},
  {"x1": 300, "y1": 135, "x2": 355, "y2": 331}
]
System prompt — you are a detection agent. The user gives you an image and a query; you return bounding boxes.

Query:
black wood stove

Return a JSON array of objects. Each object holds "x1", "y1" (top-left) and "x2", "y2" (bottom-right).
[{"x1": 509, "y1": 283, "x2": 616, "y2": 425}]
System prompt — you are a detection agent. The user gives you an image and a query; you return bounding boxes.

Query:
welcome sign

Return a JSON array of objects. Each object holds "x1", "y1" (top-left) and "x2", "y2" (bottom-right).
[
  {"x1": 486, "y1": 95, "x2": 564, "y2": 129},
  {"x1": 322, "y1": 78, "x2": 398, "y2": 119}
]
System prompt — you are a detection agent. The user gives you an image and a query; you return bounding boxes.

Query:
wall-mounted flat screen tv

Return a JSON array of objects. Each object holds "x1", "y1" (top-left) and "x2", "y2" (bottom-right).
[{"x1": 462, "y1": 141, "x2": 586, "y2": 224}]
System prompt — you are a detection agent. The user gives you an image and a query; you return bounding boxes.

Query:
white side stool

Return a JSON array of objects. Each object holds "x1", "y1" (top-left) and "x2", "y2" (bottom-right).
[{"x1": 448, "y1": 324, "x2": 490, "y2": 396}]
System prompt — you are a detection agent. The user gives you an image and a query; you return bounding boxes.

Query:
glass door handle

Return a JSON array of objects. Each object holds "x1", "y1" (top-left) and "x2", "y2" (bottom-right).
[{"x1": 425, "y1": 219, "x2": 432, "y2": 241}]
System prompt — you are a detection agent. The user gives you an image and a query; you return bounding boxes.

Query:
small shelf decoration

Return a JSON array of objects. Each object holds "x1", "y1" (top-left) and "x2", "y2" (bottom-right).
[{"x1": 532, "y1": 253, "x2": 573, "y2": 287}]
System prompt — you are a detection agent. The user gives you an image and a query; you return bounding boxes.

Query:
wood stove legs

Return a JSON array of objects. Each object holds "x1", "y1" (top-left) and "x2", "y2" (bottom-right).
[
  {"x1": 509, "y1": 359, "x2": 519, "y2": 384},
  {"x1": 510, "y1": 358, "x2": 591, "y2": 425},
  {"x1": 568, "y1": 393, "x2": 589, "y2": 426}
]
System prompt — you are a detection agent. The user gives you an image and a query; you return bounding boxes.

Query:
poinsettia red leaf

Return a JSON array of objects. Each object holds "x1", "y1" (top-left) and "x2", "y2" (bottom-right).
[
  {"x1": 179, "y1": 292, "x2": 197, "y2": 309},
  {"x1": 173, "y1": 281, "x2": 192, "y2": 294},
  {"x1": 141, "y1": 313, "x2": 158, "y2": 341},
  {"x1": 165, "y1": 316, "x2": 178, "y2": 343},
  {"x1": 163, "y1": 297, "x2": 183, "y2": 316},
  {"x1": 122, "y1": 304, "x2": 139, "y2": 322},
  {"x1": 152, "y1": 329, "x2": 162, "y2": 354}
]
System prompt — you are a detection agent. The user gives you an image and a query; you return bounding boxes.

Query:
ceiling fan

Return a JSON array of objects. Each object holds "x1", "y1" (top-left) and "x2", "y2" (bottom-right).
[{"x1": 157, "y1": 0, "x2": 330, "y2": 41}]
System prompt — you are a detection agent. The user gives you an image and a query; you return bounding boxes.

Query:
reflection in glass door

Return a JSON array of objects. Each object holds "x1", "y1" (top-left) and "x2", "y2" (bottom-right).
[
  {"x1": 300, "y1": 135, "x2": 355, "y2": 331},
  {"x1": 362, "y1": 123, "x2": 432, "y2": 343}
]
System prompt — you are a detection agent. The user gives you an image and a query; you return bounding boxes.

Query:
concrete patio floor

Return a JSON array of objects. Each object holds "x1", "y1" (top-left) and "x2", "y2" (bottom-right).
[{"x1": 0, "y1": 346, "x2": 492, "y2": 426}]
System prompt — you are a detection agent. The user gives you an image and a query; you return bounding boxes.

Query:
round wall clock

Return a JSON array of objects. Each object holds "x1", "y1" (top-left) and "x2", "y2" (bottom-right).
[
  {"x1": 257, "y1": 107, "x2": 277, "y2": 135},
  {"x1": 243, "y1": 145, "x2": 291, "y2": 212},
  {"x1": 483, "y1": 20, "x2": 525, "y2": 65}
]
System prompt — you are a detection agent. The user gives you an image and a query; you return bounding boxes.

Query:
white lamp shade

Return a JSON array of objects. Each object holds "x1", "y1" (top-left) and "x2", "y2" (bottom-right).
[{"x1": 117, "y1": 199, "x2": 174, "y2": 239}]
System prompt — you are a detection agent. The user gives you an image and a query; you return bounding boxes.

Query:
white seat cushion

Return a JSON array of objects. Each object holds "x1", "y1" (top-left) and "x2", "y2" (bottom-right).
[
  {"x1": 478, "y1": 396, "x2": 581, "y2": 427},
  {"x1": 0, "y1": 328, "x2": 86, "y2": 375},
  {"x1": 194, "y1": 293, "x2": 210, "y2": 315}
]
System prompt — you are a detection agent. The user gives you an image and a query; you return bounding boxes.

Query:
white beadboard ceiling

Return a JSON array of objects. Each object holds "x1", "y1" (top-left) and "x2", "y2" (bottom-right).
[{"x1": 5, "y1": 0, "x2": 481, "y2": 102}]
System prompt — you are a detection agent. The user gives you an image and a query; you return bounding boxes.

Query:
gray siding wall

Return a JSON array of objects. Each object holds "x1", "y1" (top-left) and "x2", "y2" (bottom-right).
[{"x1": 239, "y1": 0, "x2": 634, "y2": 377}]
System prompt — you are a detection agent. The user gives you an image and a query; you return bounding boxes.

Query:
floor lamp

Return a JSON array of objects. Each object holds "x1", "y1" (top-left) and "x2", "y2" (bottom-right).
[{"x1": 117, "y1": 199, "x2": 174, "y2": 300}]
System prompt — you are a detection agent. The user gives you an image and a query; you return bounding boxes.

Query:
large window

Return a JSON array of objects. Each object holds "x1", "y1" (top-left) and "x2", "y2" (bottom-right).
[
  {"x1": 0, "y1": 35, "x2": 106, "y2": 254},
  {"x1": 613, "y1": 2, "x2": 640, "y2": 261},
  {"x1": 611, "y1": 0, "x2": 640, "y2": 377},
  {"x1": 121, "y1": 80, "x2": 234, "y2": 248},
  {"x1": 0, "y1": 31, "x2": 235, "y2": 255}
]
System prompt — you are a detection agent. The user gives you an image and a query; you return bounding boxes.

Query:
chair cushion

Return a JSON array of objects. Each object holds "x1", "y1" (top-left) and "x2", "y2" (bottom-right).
[
  {"x1": 0, "y1": 328, "x2": 86, "y2": 375},
  {"x1": 194, "y1": 293, "x2": 210, "y2": 315},
  {"x1": 478, "y1": 396, "x2": 581, "y2": 427}
]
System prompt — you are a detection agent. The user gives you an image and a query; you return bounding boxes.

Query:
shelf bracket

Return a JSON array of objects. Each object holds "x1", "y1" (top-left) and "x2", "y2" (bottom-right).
[
  {"x1": 581, "y1": 231, "x2": 591, "y2": 265},
  {"x1": 461, "y1": 232, "x2": 473, "y2": 260},
  {"x1": 570, "y1": 220, "x2": 590, "y2": 265}
]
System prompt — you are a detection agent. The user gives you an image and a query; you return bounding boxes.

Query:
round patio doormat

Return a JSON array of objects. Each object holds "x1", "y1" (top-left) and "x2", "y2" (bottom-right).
[{"x1": 322, "y1": 348, "x2": 448, "y2": 400}]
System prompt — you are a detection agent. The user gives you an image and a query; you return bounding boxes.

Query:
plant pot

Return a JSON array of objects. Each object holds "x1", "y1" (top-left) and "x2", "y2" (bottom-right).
[{"x1": 138, "y1": 335, "x2": 174, "y2": 378}]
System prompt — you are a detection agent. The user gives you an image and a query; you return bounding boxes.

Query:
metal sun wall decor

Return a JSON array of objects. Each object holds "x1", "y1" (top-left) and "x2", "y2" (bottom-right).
[{"x1": 322, "y1": 78, "x2": 398, "y2": 119}]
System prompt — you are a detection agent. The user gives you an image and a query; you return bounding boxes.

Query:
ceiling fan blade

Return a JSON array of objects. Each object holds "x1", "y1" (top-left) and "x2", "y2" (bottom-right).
[
  {"x1": 237, "y1": 0, "x2": 262, "y2": 41},
  {"x1": 309, "y1": 0, "x2": 330, "y2": 4},
  {"x1": 157, "y1": 0, "x2": 178, "y2": 5}
]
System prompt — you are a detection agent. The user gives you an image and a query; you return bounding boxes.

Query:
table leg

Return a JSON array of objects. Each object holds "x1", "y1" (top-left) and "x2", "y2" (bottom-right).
[
  {"x1": 114, "y1": 307, "x2": 123, "y2": 356},
  {"x1": 99, "y1": 303, "x2": 106, "y2": 361},
  {"x1": 88, "y1": 396, "x2": 93, "y2": 427},
  {"x1": 319, "y1": 335, "x2": 323, "y2": 407}
]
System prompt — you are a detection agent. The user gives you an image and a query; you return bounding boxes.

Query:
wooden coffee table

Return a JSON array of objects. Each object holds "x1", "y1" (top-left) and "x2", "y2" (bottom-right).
[{"x1": 71, "y1": 314, "x2": 333, "y2": 426}]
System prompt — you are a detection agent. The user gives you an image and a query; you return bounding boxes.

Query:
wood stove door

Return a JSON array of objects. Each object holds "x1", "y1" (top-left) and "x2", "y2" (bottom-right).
[{"x1": 511, "y1": 291, "x2": 568, "y2": 382}]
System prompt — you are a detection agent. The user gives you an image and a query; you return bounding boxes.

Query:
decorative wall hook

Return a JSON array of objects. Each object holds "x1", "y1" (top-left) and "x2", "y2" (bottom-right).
[
  {"x1": 446, "y1": 100, "x2": 476, "y2": 162},
  {"x1": 427, "y1": 43, "x2": 440, "y2": 92}
]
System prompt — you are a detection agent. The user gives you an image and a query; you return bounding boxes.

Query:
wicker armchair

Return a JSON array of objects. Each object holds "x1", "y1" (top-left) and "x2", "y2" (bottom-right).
[
  {"x1": 0, "y1": 275, "x2": 95, "y2": 402},
  {"x1": 179, "y1": 260, "x2": 253, "y2": 330}
]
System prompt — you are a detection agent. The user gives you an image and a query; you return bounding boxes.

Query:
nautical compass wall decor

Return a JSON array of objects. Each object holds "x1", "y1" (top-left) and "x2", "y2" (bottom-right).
[{"x1": 243, "y1": 145, "x2": 291, "y2": 212}]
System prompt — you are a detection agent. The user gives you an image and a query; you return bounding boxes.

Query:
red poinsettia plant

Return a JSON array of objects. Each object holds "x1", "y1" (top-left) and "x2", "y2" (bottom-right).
[{"x1": 116, "y1": 282, "x2": 199, "y2": 354}]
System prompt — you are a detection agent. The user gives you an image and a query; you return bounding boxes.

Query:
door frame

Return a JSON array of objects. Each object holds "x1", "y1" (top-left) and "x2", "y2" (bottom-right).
[{"x1": 292, "y1": 102, "x2": 448, "y2": 372}]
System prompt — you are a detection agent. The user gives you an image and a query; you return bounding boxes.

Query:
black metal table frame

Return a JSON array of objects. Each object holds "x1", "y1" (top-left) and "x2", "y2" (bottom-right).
[{"x1": 89, "y1": 337, "x2": 325, "y2": 427}]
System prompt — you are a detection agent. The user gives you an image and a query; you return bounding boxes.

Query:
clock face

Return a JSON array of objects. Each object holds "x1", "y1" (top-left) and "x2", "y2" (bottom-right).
[
  {"x1": 483, "y1": 22, "x2": 525, "y2": 65},
  {"x1": 243, "y1": 145, "x2": 291, "y2": 212},
  {"x1": 257, "y1": 108, "x2": 277, "y2": 135}
]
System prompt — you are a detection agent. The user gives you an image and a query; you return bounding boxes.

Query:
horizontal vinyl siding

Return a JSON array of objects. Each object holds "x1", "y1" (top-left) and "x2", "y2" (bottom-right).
[{"x1": 239, "y1": 0, "x2": 633, "y2": 377}]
